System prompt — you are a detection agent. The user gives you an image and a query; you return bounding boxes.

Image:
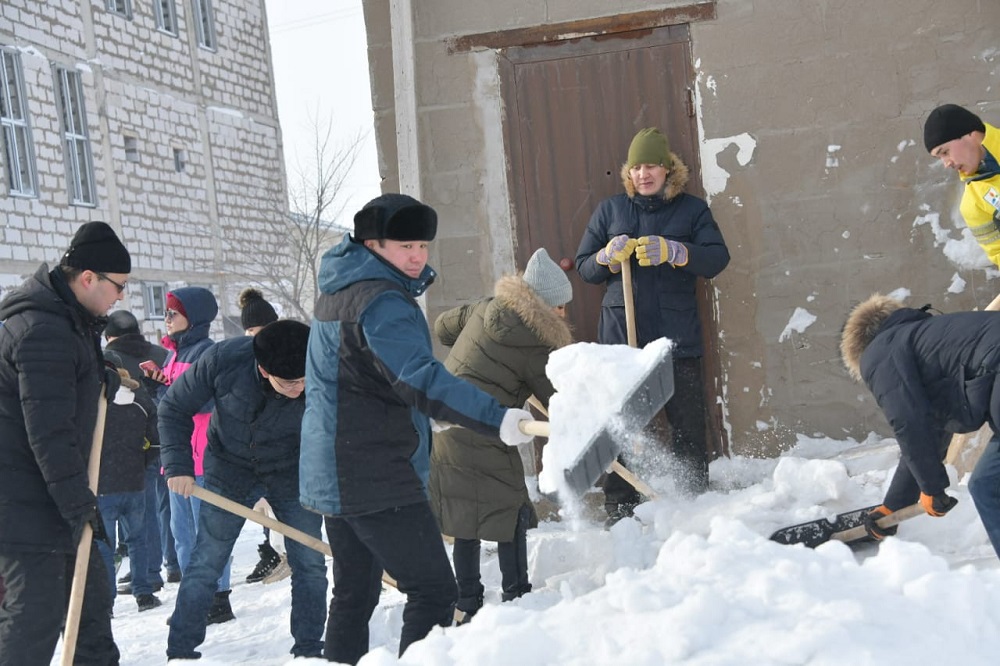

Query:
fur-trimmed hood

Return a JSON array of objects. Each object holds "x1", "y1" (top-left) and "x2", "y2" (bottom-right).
[
  {"x1": 489, "y1": 274, "x2": 573, "y2": 350},
  {"x1": 620, "y1": 151, "x2": 690, "y2": 199},
  {"x1": 840, "y1": 293, "x2": 905, "y2": 382}
]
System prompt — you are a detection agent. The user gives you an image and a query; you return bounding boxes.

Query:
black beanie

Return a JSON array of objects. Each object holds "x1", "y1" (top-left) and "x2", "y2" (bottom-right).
[
  {"x1": 239, "y1": 287, "x2": 278, "y2": 330},
  {"x1": 923, "y1": 104, "x2": 986, "y2": 152},
  {"x1": 61, "y1": 221, "x2": 131, "y2": 273},
  {"x1": 253, "y1": 320, "x2": 310, "y2": 379},
  {"x1": 105, "y1": 310, "x2": 140, "y2": 337},
  {"x1": 353, "y1": 193, "x2": 437, "y2": 242}
]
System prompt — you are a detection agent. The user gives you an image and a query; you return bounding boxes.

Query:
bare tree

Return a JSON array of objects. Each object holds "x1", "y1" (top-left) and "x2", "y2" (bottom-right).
[{"x1": 222, "y1": 116, "x2": 363, "y2": 321}]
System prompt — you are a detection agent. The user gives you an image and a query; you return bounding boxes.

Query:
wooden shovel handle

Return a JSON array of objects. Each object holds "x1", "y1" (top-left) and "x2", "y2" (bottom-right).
[
  {"x1": 62, "y1": 395, "x2": 109, "y2": 666},
  {"x1": 621, "y1": 259, "x2": 638, "y2": 348},
  {"x1": 831, "y1": 503, "x2": 925, "y2": 543},
  {"x1": 189, "y1": 485, "x2": 397, "y2": 589}
]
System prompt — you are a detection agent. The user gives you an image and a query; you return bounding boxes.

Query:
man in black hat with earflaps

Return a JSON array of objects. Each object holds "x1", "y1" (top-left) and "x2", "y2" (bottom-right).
[
  {"x1": 300, "y1": 193, "x2": 536, "y2": 663},
  {"x1": 0, "y1": 221, "x2": 131, "y2": 665},
  {"x1": 575, "y1": 127, "x2": 730, "y2": 521},
  {"x1": 924, "y1": 104, "x2": 1000, "y2": 266},
  {"x1": 160, "y1": 319, "x2": 328, "y2": 660}
]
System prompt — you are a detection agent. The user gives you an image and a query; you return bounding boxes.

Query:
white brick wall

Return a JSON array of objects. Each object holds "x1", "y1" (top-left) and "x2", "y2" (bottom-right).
[{"x1": 0, "y1": 0, "x2": 290, "y2": 337}]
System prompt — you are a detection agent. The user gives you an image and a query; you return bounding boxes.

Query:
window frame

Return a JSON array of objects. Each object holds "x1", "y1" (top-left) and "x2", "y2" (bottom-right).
[
  {"x1": 154, "y1": 0, "x2": 179, "y2": 35},
  {"x1": 106, "y1": 0, "x2": 133, "y2": 19},
  {"x1": 143, "y1": 282, "x2": 168, "y2": 319},
  {"x1": 0, "y1": 48, "x2": 37, "y2": 198},
  {"x1": 191, "y1": 0, "x2": 217, "y2": 51},
  {"x1": 54, "y1": 66, "x2": 97, "y2": 207}
]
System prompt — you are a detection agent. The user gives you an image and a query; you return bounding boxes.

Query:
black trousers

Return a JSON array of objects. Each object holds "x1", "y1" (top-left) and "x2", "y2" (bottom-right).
[
  {"x1": 0, "y1": 542, "x2": 118, "y2": 666},
  {"x1": 323, "y1": 501, "x2": 457, "y2": 664},
  {"x1": 604, "y1": 356, "x2": 709, "y2": 510},
  {"x1": 452, "y1": 503, "x2": 532, "y2": 607}
]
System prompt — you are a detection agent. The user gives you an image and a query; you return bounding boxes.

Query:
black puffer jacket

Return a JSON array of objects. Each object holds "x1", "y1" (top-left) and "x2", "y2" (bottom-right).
[
  {"x1": 0, "y1": 265, "x2": 106, "y2": 553},
  {"x1": 97, "y1": 387, "x2": 158, "y2": 496},
  {"x1": 159, "y1": 336, "x2": 305, "y2": 481},
  {"x1": 842, "y1": 294, "x2": 1000, "y2": 500}
]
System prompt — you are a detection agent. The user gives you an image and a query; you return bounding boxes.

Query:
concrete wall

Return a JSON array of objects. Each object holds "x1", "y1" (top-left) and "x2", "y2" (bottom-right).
[
  {"x1": 362, "y1": 0, "x2": 1000, "y2": 455},
  {"x1": 0, "y1": 0, "x2": 289, "y2": 340}
]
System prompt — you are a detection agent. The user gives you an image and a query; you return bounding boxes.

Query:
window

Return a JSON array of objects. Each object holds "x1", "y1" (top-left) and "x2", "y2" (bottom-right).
[
  {"x1": 154, "y1": 0, "x2": 178, "y2": 35},
  {"x1": 144, "y1": 282, "x2": 167, "y2": 318},
  {"x1": 124, "y1": 135, "x2": 139, "y2": 163},
  {"x1": 106, "y1": 0, "x2": 133, "y2": 19},
  {"x1": 192, "y1": 0, "x2": 217, "y2": 50},
  {"x1": 55, "y1": 67, "x2": 96, "y2": 206},
  {"x1": 0, "y1": 49, "x2": 37, "y2": 197},
  {"x1": 173, "y1": 147, "x2": 186, "y2": 172}
]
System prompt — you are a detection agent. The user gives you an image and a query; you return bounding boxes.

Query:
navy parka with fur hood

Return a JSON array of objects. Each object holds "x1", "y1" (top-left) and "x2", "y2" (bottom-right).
[{"x1": 841, "y1": 294, "x2": 1000, "y2": 508}]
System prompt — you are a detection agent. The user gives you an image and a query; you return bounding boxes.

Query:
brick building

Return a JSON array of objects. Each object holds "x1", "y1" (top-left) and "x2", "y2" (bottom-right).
[{"x1": 0, "y1": 0, "x2": 288, "y2": 338}]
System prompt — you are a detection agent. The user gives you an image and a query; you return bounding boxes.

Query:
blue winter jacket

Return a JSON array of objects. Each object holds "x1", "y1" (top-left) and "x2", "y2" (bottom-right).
[
  {"x1": 300, "y1": 236, "x2": 508, "y2": 517},
  {"x1": 575, "y1": 157, "x2": 729, "y2": 357},
  {"x1": 160, "y1": 336, "x2": 305, "y2": 488}
]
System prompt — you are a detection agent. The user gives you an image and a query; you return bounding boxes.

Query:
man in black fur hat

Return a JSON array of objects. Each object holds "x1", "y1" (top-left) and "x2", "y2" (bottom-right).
[
  {"x1": 0, "y1": 221, "x2": 130, "y2": 665},
  {"x1": 159, "y1": 320, "x2": 328, "y2": 660}
]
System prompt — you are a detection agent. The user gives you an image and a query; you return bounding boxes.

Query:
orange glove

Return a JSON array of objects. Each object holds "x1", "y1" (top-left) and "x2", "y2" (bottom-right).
[
  {"x1": 919, "y1": 492, "x2": 958, "y2": 517},
  {"x1": 862, "y1": 505, "x2": 898, "y2": 540}
]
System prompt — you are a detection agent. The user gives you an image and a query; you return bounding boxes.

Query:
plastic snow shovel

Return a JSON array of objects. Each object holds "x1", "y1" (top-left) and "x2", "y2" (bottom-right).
[
  {"x1": 520, "y1": 347, "x2": 675, "y2": 496},
  {"x1": 769, "y1": 503, "x2": 924, "y2": 548},
  {"x1": 526, "y1": 395, "x2": 659, "y2": 499}
]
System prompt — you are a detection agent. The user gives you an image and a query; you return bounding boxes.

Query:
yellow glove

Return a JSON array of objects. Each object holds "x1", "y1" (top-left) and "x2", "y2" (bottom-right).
[
  {"x1": 596, "y1": 235, "x2": 636, "y2": 272},
  {"x1": 636, "y1": 236, "x2": 688, "y2": 267}
]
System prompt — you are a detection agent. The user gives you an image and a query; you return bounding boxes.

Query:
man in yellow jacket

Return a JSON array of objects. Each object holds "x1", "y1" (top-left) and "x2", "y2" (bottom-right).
[{"x1": 924, "y1": 103, "x2": 1000, "y2": 265}]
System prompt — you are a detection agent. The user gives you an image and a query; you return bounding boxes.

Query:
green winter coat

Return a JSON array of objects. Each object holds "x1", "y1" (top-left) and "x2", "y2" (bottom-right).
[{"x1": 430, "y1": 275, "x2": 573, "y2": 541}]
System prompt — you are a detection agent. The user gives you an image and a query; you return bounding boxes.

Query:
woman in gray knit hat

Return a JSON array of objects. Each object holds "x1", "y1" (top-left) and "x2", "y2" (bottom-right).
[{"x1": 429, "y1": 248, "x2": 572, "y2": 621}]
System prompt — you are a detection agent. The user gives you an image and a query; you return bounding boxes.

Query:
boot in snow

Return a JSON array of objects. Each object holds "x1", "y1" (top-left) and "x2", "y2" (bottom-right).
[
  {"x1": 246, "y1": 541, "x2": 281, "y2": 583},
  {"x1": 206, "y1": 590, "x2": 235, "y2": 625}
]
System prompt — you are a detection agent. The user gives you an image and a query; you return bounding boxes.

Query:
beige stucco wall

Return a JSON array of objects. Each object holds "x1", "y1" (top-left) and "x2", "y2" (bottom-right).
[{"x1": 362, "y1": 0, "x2": 1000, "y2": 455}]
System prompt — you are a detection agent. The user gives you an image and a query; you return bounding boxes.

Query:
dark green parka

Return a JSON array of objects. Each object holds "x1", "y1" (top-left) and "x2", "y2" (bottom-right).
[{"x1": 430, "y1": 275, "x2": 572, "y2": 541}]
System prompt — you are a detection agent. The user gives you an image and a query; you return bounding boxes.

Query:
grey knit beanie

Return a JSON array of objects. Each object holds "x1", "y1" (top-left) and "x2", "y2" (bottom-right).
[{"x1": 523, "y1": 248, "x2": 572, "y2": 307}]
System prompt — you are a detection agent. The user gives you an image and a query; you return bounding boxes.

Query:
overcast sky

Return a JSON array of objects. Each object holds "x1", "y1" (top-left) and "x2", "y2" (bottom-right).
[{"x1": 263, "y1": 0, "x2": 382, "y2": 226}]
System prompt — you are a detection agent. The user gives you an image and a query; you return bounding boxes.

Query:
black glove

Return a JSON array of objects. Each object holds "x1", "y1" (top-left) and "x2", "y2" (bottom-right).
[
  {"x1": 72, "y1": 506, "x2": 110, "y2": 548},
  {"x1": 103, "y1": 363, "x2": 121, "y2": 401},
  {"x1": 862, "y1": 505, "x2": 898, "y2": 541},
  {"x1": 920, "y1": 492, "x2": 958, "y2": 517}
]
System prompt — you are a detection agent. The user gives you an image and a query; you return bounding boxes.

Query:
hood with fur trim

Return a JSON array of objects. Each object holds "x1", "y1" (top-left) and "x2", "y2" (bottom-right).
[
  {"x1": 840, "y1": 293, "x2": 905, "y2": 382},
  {"x1": 621, "y1": 151, "x2": 690, "y2": 199},
  {"x1": 489, "y1": 274, "x2": 573, "y2": 350}
]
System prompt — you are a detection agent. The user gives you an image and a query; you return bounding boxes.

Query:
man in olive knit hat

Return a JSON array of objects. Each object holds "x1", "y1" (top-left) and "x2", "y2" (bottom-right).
[
  {"x1": 0, "y1": 221, "x2": 130, "y2": 665},
  {"x1": 575, "y1": 127, "x2": 730, "y2": 520},
  {"x1": 924, "y1": 103, "x2": 1000, "y2": 266}
]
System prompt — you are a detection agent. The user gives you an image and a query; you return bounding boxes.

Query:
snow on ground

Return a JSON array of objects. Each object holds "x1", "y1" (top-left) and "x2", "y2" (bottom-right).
[{"x1": 53, "y1": 431, "x2": 1000, "y2": 665}]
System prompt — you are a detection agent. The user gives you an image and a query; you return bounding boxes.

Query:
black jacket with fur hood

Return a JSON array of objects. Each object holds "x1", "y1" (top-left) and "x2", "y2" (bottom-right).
[
  {"x1": 841, "y1": 294, "x2": 1000, "y2": 502},
  {"x1": 429, "y1": 274, "x2": 572, "y2": 541}
]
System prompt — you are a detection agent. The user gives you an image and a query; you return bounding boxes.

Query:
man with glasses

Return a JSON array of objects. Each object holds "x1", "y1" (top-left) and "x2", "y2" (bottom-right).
[
  {"x1": 159, "y1": 320, "x2": 327, "y2": 660},
  {"x1": 0, "y1": 221, "x2": 130, "y2": 665}
]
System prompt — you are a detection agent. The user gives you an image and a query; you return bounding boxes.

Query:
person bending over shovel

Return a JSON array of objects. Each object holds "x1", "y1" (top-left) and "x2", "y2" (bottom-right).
[
  {"x1": 300, "y1": 193, "x2": 536, "y2": 664},
  {"x1": 160, "y1": 320, "x2": 328, "y2": 660},
  {"x1": 839, "y1": 293, "x2": 1000, "y2": 550}
]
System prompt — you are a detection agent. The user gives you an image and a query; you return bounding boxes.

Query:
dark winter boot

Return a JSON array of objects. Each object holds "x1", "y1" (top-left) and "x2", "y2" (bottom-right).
[
  {"x1": 246, "y1": 541, "x2": 281, "y2": 583},
  {"x1": 136, "y1": 593, "x2": 162, "y2": 612},
  {"x1": 454, "y1": 591, "x2": 484, "y2": 626},
  {"x1": 501, "y1": 583, "x2": 532, "y2": 602},
  {"x1": 206, "y1": 590, "x2": 235, "y2": 625}
]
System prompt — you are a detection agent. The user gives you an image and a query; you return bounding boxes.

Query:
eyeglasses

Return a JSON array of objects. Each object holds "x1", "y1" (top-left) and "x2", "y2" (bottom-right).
[
  {"x1": 164, "y1": 309, "x2": 183, "y2": 321},
  {"x1": 97, "y1": 273, "x2": 127, "y2": 294}
]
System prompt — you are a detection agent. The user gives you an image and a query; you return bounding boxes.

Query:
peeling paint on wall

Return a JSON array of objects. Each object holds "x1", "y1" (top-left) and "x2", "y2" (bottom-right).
[
  {"x1": 692, "y1": 67, "x2": 756, "y2": 203},
  {"x1": 778, "y1": 307, "x2": 817, "y2": 343}
]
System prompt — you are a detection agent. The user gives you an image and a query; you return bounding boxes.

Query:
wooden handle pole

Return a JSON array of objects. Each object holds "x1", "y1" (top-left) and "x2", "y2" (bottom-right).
[
  {"x1": 621, "y1": 259, "x2": 638, "y2": 348},
  {"x1": 831, "y1": 503, "x2": 925, "y2": 544},
  {"x1": 62, "y1": 395, "x2": 109, "y2": 666}
]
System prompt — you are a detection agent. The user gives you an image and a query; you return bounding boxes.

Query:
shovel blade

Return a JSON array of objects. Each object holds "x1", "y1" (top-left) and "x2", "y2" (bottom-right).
[
  {"x1": 560, "y1": 354, "x2": 675, "y2": 496},
  {"x1": 769, "y1": 505, "x2": 878, "y2": 548}
]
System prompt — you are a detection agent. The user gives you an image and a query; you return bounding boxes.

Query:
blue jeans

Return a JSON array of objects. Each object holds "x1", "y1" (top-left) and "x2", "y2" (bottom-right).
[
  {"x1": 968, "y1": 436, "x2": 1000, "y2": 558},
  {"x1": 154, "y1": 463, "x2": 180, "y2": 575},
  {"x1": 97, "y1": 490, "x2": 153, "y2": 598},
  {"x1": 166, "y1": 471, "x2": 327, "y2": 659},
  {"x1": 170, "y1": 475, "x2": 231, "y2": 591},
  {"x1": 324, "y1": 501, "x2": 457, "y2": 663}
]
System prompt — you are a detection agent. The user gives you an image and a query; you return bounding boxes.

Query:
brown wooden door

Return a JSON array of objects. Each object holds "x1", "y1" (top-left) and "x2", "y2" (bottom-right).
[{"x1": 500, "y1": 24, "x2": 728, "y2": 456}]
